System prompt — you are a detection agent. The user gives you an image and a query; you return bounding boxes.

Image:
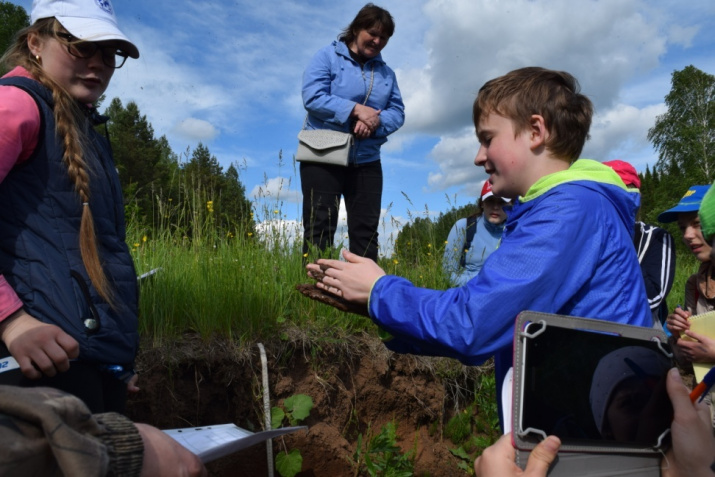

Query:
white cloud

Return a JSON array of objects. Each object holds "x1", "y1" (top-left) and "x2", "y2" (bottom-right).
[
  {"x1": 584, "y1": 103, "x2": 667, "y2": 170},
  {"x1": 249, "y1": 176, "x2": 301, "y2": 204},
  {"x1": 172, "y1": 118, "x2": 219, "y2": 142},
  {"x1": 667, "y1": 24, "x2": 700, "y2": 48}
]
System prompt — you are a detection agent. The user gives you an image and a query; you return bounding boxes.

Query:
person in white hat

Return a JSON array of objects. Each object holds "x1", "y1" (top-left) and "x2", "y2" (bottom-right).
[{"x1": 0, "y1": 0, "x2": 141, "y2": 415}]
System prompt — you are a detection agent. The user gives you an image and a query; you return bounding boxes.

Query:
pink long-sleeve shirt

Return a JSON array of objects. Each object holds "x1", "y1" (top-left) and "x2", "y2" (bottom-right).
[{"x1": 0, "y1": 67, "x2": 42, "y2": 321}]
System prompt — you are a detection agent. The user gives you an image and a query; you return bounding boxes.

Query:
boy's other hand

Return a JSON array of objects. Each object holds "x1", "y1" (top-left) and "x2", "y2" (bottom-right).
[{"x1": 0, "y1": 310, "x2": 79, "y2": 379}]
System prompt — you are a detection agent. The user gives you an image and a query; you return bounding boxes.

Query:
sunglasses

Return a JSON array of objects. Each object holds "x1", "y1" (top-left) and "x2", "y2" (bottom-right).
[{"x1": 55, "y1": 32, "x2": 129, "y2": 69}]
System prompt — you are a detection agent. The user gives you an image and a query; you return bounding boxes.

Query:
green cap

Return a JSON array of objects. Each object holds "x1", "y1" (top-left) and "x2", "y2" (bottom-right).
[{"x1": 699, "y1": 182, "x2": 715, "y2": 242}]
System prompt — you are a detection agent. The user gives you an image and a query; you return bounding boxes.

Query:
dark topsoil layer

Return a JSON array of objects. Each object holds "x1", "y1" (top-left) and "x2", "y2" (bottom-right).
[{"x1": 126, "y1": 331, "x2": 492, "y2": 476}]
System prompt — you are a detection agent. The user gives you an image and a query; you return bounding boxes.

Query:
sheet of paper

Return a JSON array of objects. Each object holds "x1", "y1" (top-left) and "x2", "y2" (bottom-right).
[
  {"x1": 682, "y1": 310, "x2": 715, "y2": 382},
  {"x1": 164, "y1": 423, "x2": 308, "y2": 463}
]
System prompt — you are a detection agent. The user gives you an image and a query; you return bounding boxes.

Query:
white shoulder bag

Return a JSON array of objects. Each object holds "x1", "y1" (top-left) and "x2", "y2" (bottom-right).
[{"x1": 296, "y1": 64, "x2": 374, "y2": 166}]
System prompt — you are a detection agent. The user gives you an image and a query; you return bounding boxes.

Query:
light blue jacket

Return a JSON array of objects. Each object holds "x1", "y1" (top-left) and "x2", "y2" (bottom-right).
[
  {"x1": 302, "y1": 41, "x2": 405, "y2": 164},
  {"x1": 442, "y1": 216, "x2": 505, "y2": 286}
]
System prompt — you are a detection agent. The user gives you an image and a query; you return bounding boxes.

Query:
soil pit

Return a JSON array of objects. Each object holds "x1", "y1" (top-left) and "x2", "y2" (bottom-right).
[{"x1": 127, "y1": 332, "x2": 495, "y2": 476}]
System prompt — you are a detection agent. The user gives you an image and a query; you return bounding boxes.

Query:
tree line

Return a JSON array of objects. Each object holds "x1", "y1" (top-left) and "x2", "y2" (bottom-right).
[
  {"x1": 0, "y1": 1, "x2": 254, "y2": 241},
  {"x1": 101, "y1": 98, "x2": 255, "y2": 241}
]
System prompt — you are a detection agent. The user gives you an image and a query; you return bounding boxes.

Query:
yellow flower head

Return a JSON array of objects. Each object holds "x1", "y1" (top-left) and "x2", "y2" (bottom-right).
[{"x1": 142, "y1": 235, "x2": 147, "y2": 242}]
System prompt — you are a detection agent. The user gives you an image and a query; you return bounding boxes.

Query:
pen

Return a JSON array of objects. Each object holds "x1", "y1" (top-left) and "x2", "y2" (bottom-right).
[{"x1": 690, "y1": 367, "x2": 715, "y2": 403}]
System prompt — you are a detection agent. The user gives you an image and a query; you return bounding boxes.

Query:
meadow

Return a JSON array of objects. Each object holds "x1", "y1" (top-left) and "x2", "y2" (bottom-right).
[{"x1": 126, "y1": 180, "x2": 697, "y2": 342}]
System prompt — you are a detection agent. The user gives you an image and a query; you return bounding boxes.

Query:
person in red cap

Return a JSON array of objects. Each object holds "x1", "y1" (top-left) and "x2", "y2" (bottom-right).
[
  {"x1": 442, "y1": 181, "x2": 510, "y2": 286},
  {"x1": 603, "y1": 160, "x2": 676, "y2": 328}
]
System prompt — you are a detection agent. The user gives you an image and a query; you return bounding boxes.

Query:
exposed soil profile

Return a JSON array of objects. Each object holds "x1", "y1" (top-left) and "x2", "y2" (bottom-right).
[{"x1": 127, "y1": 331, "x2": 493, "y2": 476}]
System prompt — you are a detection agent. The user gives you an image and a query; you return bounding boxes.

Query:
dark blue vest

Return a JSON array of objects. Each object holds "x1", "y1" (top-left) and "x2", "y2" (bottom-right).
[{"x1": 0, "y1": 77, "x2": 138, "y2": 365}]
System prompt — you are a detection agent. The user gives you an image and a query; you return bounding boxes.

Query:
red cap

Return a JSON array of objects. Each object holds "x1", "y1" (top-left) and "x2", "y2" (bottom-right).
[
  {"x1": 480, "y1": 181, "x2": 494, "y2": 200},
  {"x1": 603, "y1": 160, "x2": 641, "y2": 189},
  {"x1": 480, "y1": 181, "x2": 511, "y2": 203}
]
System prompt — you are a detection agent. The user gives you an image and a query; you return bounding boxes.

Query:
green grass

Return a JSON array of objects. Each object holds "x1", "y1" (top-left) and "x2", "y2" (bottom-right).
[{"x1": 126, "y1": 180, "x2": 699, "y2": 342}]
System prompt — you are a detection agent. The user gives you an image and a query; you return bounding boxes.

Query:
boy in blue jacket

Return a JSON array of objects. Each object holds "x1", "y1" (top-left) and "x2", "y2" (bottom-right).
[{"x1": 306, "y1": 67, "x2": 651, "y2": 426}]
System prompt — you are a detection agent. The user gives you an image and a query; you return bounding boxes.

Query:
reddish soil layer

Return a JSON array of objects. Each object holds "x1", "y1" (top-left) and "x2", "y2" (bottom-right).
[{"x1": 127, "y1": 332, "x2": 491, "y2": 476}]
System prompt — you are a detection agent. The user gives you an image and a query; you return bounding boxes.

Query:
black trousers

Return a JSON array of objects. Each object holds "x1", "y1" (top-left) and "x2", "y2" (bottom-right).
[{"x1": 300, "y1": 160, "x2": 383, "y2": 262}]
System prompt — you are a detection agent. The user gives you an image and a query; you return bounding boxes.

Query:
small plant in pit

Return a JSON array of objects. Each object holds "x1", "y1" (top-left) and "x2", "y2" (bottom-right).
[
  {"x1": 446, "y1": 372, "x2": 501, "y2": 474},
  {"x1": 271, "y1": 394, "x2": 314, "y2": 477},
  {"x1": 352, "y1": 420, "x2": 416, "y2": 477}
]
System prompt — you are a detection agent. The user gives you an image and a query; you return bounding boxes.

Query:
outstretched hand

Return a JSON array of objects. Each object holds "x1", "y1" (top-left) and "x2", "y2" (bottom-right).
[
  {"x1": 305, "y1": 249, "x2": 385, "y2": 304},
  {"x1": 0, "y1": 310, "x2": 79, "y2": 379},
  {"x1": 474, "y1": 433, "x2": 560, "y2": 477}
]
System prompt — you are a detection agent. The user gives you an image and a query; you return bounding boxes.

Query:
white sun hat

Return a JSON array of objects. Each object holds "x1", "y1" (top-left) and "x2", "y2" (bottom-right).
[{"x1": 31, "y1": 0, "x2": 139, "y2": 58}]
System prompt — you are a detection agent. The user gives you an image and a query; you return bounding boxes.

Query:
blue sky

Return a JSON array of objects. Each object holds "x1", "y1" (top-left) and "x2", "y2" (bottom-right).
[{"x1": 9, "y1": 0, "x2": 715, "y2": 256}]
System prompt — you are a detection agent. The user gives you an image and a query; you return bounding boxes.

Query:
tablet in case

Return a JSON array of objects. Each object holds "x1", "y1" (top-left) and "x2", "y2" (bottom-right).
[{"x1": 511, "y1": 311, "x2": 673, "y2": 476}]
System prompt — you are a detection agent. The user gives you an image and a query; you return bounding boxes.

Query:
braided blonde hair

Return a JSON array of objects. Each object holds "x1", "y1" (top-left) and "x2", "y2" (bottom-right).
[{"x1": 1, "y1": 18, "x2": 115, "y2": 306}]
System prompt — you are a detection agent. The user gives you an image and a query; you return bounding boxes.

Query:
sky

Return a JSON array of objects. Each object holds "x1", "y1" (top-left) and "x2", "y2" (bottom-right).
[{"x1": 8, "y1": 0, "x2": 715, "y2": 256}]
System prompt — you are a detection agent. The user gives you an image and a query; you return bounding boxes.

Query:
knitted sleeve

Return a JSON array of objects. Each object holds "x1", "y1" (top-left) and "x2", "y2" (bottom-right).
[{"x1": 0, "y1": 385, "x2": 144, "y2": 476}]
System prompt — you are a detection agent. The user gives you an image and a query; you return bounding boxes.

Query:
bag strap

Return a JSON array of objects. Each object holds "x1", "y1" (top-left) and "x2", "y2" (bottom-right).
[
  {"x1": 302, "y1": 63, "x2": 375, "y2": 130},
  {"x1": 460, "y1": 214, "x2": 479, "y2": 268}
]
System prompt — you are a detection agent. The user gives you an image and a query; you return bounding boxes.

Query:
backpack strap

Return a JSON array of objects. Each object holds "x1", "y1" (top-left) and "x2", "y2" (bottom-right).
[{"x1": 460, "y1": 214, "x2": 479, "y2": 268}]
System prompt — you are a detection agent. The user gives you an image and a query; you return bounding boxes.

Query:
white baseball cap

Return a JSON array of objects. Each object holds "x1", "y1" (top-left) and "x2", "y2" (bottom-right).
[{"x1": 31, "y1": 0, "x2": 139, "y2": 59}]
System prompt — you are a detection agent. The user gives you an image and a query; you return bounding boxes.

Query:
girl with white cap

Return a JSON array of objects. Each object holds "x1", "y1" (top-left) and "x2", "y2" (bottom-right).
[{"x1": 0, "y1": 0, "x2": 141, "y2": 414}]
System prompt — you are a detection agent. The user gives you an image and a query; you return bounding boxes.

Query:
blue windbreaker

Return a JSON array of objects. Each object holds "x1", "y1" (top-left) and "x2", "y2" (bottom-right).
[
  {"x1": 369, "y1": 159, "x2": 651, "y2": 419},
  {"x1": 301, "y1": 40, "x2": 405, "y2": 164}
]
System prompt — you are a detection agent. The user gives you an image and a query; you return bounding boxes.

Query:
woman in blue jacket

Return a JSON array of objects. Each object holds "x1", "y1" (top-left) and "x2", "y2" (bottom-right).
[{"x1": 300, "y1": 3, "x2": 405, "y2": 262}]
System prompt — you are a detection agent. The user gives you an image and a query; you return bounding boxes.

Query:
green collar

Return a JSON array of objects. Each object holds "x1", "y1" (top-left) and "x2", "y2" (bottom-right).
[{"x1": 521, "y1": 159, "x2": 633, "y2": 202}]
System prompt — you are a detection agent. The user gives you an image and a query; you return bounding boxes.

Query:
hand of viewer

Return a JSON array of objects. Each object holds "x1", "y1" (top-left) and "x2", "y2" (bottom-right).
[
  {"x1": 676, "y1": 329, "x2": 715, "y2": 363},
  {"x1": 0, "y1": 309, "x2": 79, "y2": 379},
  {"x1": 306, "y1": 249, "x2": 385, "y2": 304},
  {"x1": 661, "y1": 368, "x2": 715, "y2": 477},
  {"x1": 473, "y1": 433, "x2": 560, "y2": 477},
  {"x1": 666, "y1": 308, "x2": 691, "y2": 334},
  {"x1": 136, "y1": 423, "x2": 207, "y2": 477}
]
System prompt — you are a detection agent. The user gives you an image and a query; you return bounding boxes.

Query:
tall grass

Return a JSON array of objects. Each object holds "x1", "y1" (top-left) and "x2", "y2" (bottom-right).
[
  {"x1": 126, "y1": 169, "x2": 388, "y2": 342},
  {"x1": 127, "y1": 164, "x2": 698, "y2": 342}
]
